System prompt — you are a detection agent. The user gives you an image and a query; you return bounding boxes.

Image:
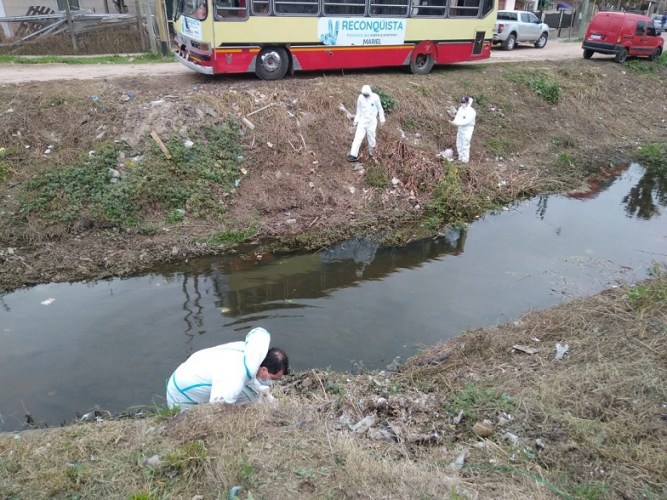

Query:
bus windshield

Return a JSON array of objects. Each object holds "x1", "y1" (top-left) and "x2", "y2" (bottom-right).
[{"x1": 179, "y1": 0, "x2": 208, "y2": 20}]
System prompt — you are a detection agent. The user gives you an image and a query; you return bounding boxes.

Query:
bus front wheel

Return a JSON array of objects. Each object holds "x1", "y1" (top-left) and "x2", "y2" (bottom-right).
[
  {"x1": 409, "y1": 53, "x2": 434, "y2": 75},
  {"x1": 256, "y1": 47, "x2": 289, "y2": 80}
]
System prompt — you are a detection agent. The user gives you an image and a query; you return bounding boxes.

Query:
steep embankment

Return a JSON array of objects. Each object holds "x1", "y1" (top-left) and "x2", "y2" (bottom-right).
[{"x1": 1, "y1": 58, "x2": 666, "y2": 291}]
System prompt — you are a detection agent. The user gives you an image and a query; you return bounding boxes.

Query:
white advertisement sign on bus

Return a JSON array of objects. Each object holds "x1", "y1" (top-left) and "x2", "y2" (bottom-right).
[
  {"x1": 318, "y1": 18, "x2": 406, "y2": 46},
  {"x1": 182, "y1": 17, "x2": 203, "y2": 41}
]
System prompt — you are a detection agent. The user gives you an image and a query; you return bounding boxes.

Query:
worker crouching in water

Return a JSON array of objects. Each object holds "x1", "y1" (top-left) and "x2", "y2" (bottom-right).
[
  {"x1": 166, "y1": 327, "x2": 289, "y2": 412},
  {"x1": 348, "y1": 84, "x2": 386, "y2": 162},
  {"x1": 451, "y1": 96, "x2": 476, "y2": 163}
]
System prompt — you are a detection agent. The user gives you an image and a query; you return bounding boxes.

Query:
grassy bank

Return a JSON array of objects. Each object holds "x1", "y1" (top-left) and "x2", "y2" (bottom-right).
[
  {"x1": 1, "y1": 58, "x2": 667, "y2": 293},
  {"x1": 1, "y1": 270, "x2": 665, "y2": 499}
]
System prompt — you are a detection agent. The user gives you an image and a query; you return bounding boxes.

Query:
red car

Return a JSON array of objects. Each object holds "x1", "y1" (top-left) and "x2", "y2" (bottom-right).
[{"x1": 582, "y1": 12, "x2": 664, "y2": 63}]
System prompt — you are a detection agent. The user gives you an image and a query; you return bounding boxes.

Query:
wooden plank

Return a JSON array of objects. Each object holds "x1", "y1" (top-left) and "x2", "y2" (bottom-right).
[{"x1": 150, "y1": 131, "x2": 171, "y2": 159}]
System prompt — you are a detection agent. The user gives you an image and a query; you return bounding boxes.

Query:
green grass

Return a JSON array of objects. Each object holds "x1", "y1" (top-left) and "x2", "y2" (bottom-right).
[
  {"x1": 364, "y1": 164, "x2": 391, "y2": 188},
  {"x1": 627, "y1": 262, "x2": 667, "y2": 310},
  {"x1": 636, "y1": 142, "x2": 667, "y2": 171},
  {"x1": 16, "y1": 120, "x2": 244, "y2": 229},
  {"x1": 425, "y1": 166, "x2": 492, "y2": 223},
  {"x1": 444, "y1": 382, "x2": 515, "y2": 422},
  {"x1": 504, "y1": 70, "x2": 562, "y2": 104},
  {"x1": 204, "y1": 225, "x2": 258, "y2": 246},
  {"x1": 625, "y1": 59, "x2": 656, "y2": 75},
  {"x1": 0, "y1": 52, "x2": 175, "y2": 65}
]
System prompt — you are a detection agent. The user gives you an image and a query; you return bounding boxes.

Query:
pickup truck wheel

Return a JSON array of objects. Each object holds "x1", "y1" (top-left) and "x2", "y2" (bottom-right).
[
  {"x1": 534, "y1": 33, "x2": 548, "y2": 48},
  {"x1": 409, "y1": 53, "x2": 434, "y2": 75},
  {"x1": 583, "y1": 49, "x2": 594, "y2": 59},
  {"x1": 502, "y1": 33, "x2": 516, "y2": 51},
  {"x1": 614, "y1": 48, "x2": 627, "y2": 63},
  {"x1": 649, "y1": 47, "x2": 662, "y2": 61}
]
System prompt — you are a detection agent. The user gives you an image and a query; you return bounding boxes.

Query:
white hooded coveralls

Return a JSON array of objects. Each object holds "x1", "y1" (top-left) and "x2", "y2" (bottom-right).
[
  {"x1": 349, "y1": 85, "x2": 386, "y2": 157},
  {"x1": 166, "y1": 327, "x2": 271, "y2": 412},
  {"x1": 451, "y1": 99, "x2": 476, "y2": 163}
]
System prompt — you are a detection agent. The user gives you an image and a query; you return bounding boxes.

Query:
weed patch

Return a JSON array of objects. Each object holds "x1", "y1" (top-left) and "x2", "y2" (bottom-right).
[
  {"x1": 15, "y1": 120, "x2": 244, "y2": 232},
  {"x1": 364, "y1": 164, "x2": 391, "y2": 188},
  {"x1": 626, "y1": 59, "x2": 656, "y2": 75},
  {"x1": 505, "y1": 70, "x2": 561, "y2": 104},
  {"x1": 371, "y1": 86, "x2": 398, "y2": 114},
  {"x1": 444, "y1": 382, "x2": 515, "y2": 422},
  {"x1": 425, "y1": 165, "x2": 492, "y2": 223},
  {"x1": 163, "y1": 441, "x2": 208, "y2": 480},
  {"x1": 636, "y1": 142, "x2": 667, "y2": 171}
]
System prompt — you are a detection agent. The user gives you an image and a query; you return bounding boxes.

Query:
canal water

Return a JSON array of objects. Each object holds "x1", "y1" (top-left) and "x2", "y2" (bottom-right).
[{"x1": 1, "y1": 163, "x2": 665, "y2": 431}]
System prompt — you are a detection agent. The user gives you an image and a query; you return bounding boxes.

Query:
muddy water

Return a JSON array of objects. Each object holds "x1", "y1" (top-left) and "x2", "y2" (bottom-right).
[{"x1": 1, "y1": 163, "x2": 665, "y2": 431}]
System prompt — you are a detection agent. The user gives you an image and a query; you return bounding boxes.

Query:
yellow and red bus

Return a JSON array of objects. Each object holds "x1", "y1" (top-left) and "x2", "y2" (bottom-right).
[{"x1": 172, "y1": 0, "x2": 496, "y2": 79}]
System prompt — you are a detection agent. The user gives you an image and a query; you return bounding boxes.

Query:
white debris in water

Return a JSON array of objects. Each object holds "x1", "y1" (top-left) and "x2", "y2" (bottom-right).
[{"x1": 40, "y1": 298, "x2": 56, "y2": 305}]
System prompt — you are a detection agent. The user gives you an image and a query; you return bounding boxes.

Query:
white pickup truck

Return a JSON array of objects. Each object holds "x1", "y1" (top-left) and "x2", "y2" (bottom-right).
[{"x1": 493, "y1": 10, "x2": 550, "y2": 50}]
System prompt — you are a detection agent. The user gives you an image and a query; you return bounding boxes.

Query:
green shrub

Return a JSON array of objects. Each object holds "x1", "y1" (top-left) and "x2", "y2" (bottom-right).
[{"x1": 371, "y1": 86, "x2": 398, "y2": 114}]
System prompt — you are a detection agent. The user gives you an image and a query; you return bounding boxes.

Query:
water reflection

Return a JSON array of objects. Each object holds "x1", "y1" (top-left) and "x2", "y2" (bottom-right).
[
  {"x1": 205, "y1": 229, "x2": 465, "y2": 322},
  {"x1": 622, "y1": 167, "x2": 667, "y2": 220}
]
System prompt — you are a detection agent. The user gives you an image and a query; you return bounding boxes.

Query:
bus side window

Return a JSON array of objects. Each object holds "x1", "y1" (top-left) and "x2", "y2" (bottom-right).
[
  {"x1": 274, "y1": 0, "x2": 319, "y2": 15},
  {"x1": 323, "y1": 0, "x2": 365, "y2": 16},
  {"x1": 412, "y1": 0, "x2": 446, "y2": 17},
  {"x1": 252, "y1": 0, "x2": 270, "y2": 14},
  {"x1": 480, "y1": 0, "x2": 492, "y2": 17},
  {"x1": 448, "y1": 0, "x2": 480, "y2": 17},
  {"x1": 215, "y1": 0, "x2": 248, "y2": 19},
  {"x1": 371, "y1": 0, "x2": 409, "y2": 16}
]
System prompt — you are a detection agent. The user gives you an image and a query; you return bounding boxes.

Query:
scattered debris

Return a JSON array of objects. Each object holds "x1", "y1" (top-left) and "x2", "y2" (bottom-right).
[
  {"x1": 453, "y1": 411, "x2": 465, "y2": 425},
  {"x1": 472, "y1": 422, "x2": 494, "y2": 437},
  {"x1": 352, "y1": 415, "x2": 376, "y2": 433},
  {"x1": 338, "y1": 103, "x2": 355, "y2": 120},
  {"x1": 150, "y1": 131, "x2": 171, "y2": 159},
  {"x1": 502, "y1": 432, "x2": 520, "y2": 445},
  {"x1": 450, "y1": 448, "x2": 470, "y2": 470},
  {"x1": 40, "y1": 298, "x2": 56, "y2": 305},
  {"x1": 241, "y1": 117, "x2": 256, "y2": 130},
  {"x1": 555, "y1": 342, "x2": 570, "y2": 362},
  {"x1": 386, "y1": 356, "x2": 402, "y2": 372},
  {"x1": 142, "y1": 454, "x2": 162, "y2": 467},
  {"x1": 512, "y1": 345, "x2": 539, "y2": 355}
]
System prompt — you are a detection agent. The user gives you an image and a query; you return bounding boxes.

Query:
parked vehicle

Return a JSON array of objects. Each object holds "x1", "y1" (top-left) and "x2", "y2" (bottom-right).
[
  {"x1": 493, "y1": 10, "x2": 550, "y2": 51},
  {"x1": 651, "y1": 15, "x2": 663, "y2": 34},
  {"x1": 582, "y1": 12, "x2": 663, "y2": 63}
]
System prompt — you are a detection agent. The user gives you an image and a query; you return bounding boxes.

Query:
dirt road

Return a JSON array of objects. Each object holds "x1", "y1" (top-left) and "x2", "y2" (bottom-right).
[{"x1": 0, "y1": 40, "x2": 584, "y2": 84}]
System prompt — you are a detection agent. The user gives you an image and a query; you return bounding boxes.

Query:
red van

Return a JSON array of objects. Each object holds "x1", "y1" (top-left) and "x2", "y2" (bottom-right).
[{"x1": 582, "y1": 12, "x2": 664, "y2": 63}]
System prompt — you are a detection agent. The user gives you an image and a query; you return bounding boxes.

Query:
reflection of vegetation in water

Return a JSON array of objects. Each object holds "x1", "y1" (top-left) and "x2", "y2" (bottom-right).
[
  {"x1": 622, "y1": 169, "x2": 667, "y2": 219},
  {"x1": 625, "y1": 145, "x2": 667, "y2": 220}
]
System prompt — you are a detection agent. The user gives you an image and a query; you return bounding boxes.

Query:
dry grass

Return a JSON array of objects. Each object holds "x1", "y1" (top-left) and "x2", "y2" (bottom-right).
[
  {"x1": 0, "y1": 26, "x2": 145, "y2": 55},
  {"x1": 2, "y1": 274, "x2": 665, "y2": 499}
]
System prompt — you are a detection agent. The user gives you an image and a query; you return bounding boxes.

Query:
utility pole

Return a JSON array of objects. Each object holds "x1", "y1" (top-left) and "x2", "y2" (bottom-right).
[
  {"x1": 143, "y1": 0, "x2": 158, "y2": 54},
  {"x1": 63, "y1": 0, "x2": 78, "y2": 53},
  {"x1": 154, "y1": 0, "x2": 170, "y2": 56},
  {"x1": 577, "y1": 0, "x2": 591, "y2": 38}
]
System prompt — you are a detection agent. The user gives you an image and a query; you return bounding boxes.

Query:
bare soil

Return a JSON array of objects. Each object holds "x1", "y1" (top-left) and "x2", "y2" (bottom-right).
[{"x1": 1, "y1": 56, "x2": 666, "y2": 292}]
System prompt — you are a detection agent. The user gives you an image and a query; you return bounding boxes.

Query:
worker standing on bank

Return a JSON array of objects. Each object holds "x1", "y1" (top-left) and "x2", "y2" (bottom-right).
[
  {"x1": 348, "y1": 84, "x2": 385, "y2": 162},
  {"x1": 450, "y1": 96, "x2": 476, "y2": 164}
]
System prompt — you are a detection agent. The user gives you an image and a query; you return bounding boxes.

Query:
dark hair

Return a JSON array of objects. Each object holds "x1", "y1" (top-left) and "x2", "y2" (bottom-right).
[
  {"x1": 460, "y1": 96, "x2": 469, "y2": 104},
  {"x1": 261, "y1": 347, "x2": 289, "y2": 376}
]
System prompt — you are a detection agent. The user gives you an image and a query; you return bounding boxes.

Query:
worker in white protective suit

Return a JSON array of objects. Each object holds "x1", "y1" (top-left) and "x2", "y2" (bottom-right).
[
  {"x1": 450, "y1": 96, "x2": 476, "y2": 163},
  {"x1": 166, "y1": 327, "x2": 289, "y2": 412},
  {"x1": 348, "y1": 84, "x2": 386, "y2": 162}
]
